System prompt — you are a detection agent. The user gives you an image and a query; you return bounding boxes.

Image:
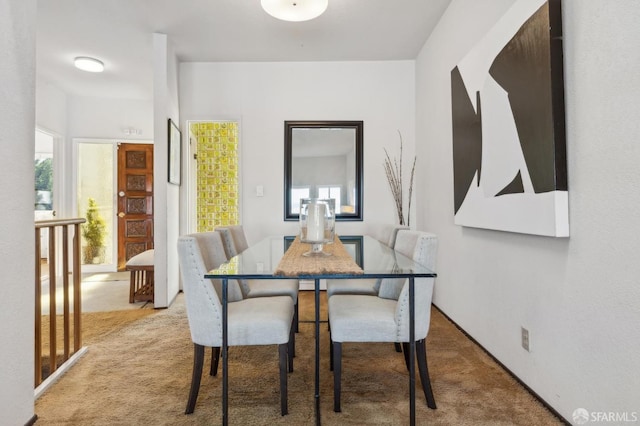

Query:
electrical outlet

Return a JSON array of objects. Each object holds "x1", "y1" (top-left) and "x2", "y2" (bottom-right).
[{"x1": 521, "y1": 327, "x2": 530, "y2": 352}]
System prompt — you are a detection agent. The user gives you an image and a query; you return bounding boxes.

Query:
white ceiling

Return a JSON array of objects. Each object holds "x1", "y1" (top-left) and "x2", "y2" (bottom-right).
[{"x1": 36, "y1": 0, "x2": 452, "y2": 100}]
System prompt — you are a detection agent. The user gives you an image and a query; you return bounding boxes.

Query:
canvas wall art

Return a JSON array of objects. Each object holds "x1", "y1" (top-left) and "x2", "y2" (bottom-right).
[{"x1": 451, "y1": 0, "x2": 568, "y2": 237}]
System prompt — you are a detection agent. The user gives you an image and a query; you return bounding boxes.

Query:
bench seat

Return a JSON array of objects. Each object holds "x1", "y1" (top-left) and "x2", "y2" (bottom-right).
[{"x1": 126, "y1": 249, "x2": 154, "y2": 303}]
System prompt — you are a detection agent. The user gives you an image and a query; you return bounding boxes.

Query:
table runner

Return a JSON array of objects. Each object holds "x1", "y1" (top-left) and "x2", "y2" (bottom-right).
[{"x1": 274, "y1": 235, "x2": 363, "y2": 276}]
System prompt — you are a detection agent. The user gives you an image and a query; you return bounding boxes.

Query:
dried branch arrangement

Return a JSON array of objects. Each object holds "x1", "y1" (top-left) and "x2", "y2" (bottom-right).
[{"x1": 383, "y1": 131, "x2": 416, "y2": 226}]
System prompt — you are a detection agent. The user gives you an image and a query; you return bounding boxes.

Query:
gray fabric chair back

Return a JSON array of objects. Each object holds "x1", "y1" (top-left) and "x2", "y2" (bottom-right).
[
  {"x1": 370, "y1": 225, "x2": 409, "y2": 294},
  {"x1": 377, "y1": 230, "x2": 437, "y2": 328},
  {"x1": 216, "y1": 225, "x2": 252, "y2": 297},
  {"x1": 392, "y1": 230, "x2": 438, "y2": 340},
  {"x1": 370, "y1": 224, "x2": 395, "y2": 246},
  {"x1": 369, "y1": 224, "x2": 408, "y2": 249},
  {"x1": 216, "y1": 225, "x2": 249, "y2": 257},
  {"x1": 388, "y1": 225, "x2": 409, "y2": 249},
  {"x1": 177, "y1": 231, "x2": 241, "y2": 348},
  {"x1": 393, "y1": 229, "x2": 437, "y2": 271}
]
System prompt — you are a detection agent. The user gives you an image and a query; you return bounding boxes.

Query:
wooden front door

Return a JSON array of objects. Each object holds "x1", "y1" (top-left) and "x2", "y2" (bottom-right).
[{"x1": 117, "y1": 143, "x2": 154, "y2": 271}]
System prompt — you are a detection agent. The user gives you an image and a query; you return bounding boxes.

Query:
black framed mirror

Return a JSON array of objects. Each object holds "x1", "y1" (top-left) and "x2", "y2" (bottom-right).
[{"x1": 284, "y1": 120, "x2": 363, "y2": 221}]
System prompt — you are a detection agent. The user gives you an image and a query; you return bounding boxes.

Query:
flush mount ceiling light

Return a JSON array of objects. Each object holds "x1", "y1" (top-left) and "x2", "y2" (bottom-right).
[
  {"x1": 74, "y1": 56, "x2": 104, "y2": 73},
  {"x1": 261, "y1": 0, "x2": 328, "y2": 22}
]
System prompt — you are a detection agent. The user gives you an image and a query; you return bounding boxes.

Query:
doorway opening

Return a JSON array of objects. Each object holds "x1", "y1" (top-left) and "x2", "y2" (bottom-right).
[
  {"x1": 75, "y1": 140, "x2": 154, "y2": 273},
  {"x1": 76, "y1": 141, "x2": 116, "y2": 271},
  {"x1": 35, "y1": 129, "x2": 57, "y2": 280}
]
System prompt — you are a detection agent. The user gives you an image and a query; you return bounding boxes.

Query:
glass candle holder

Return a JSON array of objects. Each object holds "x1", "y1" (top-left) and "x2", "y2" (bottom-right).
[{"x1": 299, "y1": 198, "x2": 335, "y2": 256}]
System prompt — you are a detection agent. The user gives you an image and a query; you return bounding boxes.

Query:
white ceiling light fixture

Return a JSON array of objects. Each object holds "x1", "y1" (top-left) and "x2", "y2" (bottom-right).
[
  {"x1": 261, "y1": 0, "x2": 328, "y2": 22},
  {"x1": 74, "y1": 56, "x2": 104, "y2": 73}
]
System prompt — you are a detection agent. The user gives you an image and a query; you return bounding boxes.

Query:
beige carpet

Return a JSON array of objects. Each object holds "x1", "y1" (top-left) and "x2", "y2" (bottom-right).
[{"x1": 35, "y1": 292, "x2": 563, "y2": 425}]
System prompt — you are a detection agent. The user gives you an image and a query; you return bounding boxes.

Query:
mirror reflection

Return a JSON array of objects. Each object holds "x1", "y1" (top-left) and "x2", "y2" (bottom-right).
[{"x1": 284, "y1": 121, "x2": 363, "y2": 221}]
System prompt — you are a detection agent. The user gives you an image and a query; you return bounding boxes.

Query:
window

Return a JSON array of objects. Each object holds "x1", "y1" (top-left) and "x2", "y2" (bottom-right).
[
  {"x1": 290, "y1": 187, "x2": 311, "y2": 214},
  {"x1": 317, "y1": 186, "x2": 342, "y2": 214}
]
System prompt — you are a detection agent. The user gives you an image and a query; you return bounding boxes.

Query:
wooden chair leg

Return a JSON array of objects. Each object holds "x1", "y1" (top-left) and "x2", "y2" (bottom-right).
[
  {"x1": 329, "y1": 335, "x2": 333, "y2": 371},
  {"x1": 416, "y1": 339, "x2": 437, "y2": 409},
  {"x1": 333, "y1": 341, "x2": 342, "y2": 412},
  {"x1": 288, "y1": 324, "x2": 295, "y2": 373},
  {"x1": 210, "y1": 347, "x2": 220, "y2": 376},
  {"x1": 327, "y1": 320, "x2": 333, "y2": 371},
  {"x1": 185, "y1": 343, "x2": 205, "y2": 414},
  {"x1": 290, "y1": 317, "x2": 296, "y2": 358},
  {"x1": 128, "y1": 272, "x2": 135, "y2": 303},
  {"x1": 279, "y1": 343, "x2": 289, "y2": 416},
  {"x1": 402, "y1": 342, "x2": 410, "y2": 371}
]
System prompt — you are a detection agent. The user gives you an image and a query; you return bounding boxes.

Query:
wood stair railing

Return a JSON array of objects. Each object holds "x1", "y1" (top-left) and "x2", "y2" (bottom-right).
[{"x1": 34, "y1": 218, "x2": 86, "y2": 390}]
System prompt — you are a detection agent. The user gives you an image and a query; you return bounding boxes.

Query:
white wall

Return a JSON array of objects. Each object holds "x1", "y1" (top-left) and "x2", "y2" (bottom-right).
[
  {"x1": 153, "y1": 33, "x2": 181, "y2": 307},
  {"x1": 0, "y1": 0, "x2": 37, "y2": 423},
  {"x1": 36, "y1": 79, "x2": 67, "y2": 135},
  {"x1": 416, "y1": 0, "x2": 640, "y2": 421},
  {"x1": 179, "y1": 61, "x2": 416, "y2": 242},
  {"x1": 35, "y1": 79, "x2": 68, "y2": 219},
  {"x1": 67, "y1": 96, "x2": 153, "y2": 139}
]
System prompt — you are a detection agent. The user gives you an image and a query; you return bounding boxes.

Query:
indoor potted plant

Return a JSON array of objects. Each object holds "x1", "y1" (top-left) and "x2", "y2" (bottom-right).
[{"x1": 82, "y1": 197, "x2": 106, "y2": 264}]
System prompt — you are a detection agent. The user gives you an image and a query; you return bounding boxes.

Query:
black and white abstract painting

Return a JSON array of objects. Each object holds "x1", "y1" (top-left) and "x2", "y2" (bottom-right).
[{"x1": 451, "y1": 0, "x2": 568, "y2": 237}]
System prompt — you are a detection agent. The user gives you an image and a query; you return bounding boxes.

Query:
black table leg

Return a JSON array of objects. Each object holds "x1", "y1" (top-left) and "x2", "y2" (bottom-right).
[
  {"x1": 409, "y1": 277, "x2": 415, "y2": 426},
  {"x1": 222, "y1": 278, "x2": 228, "y2": 426},
  {"x1": 315, "y1": 278, "x2": 321, "y2": 426}
]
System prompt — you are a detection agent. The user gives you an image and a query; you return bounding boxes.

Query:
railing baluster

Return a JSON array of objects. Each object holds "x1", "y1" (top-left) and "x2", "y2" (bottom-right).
[
  {"x1": 35, "y1": 228, "x2": 42, "y2": 387},
  {"x1": 62, "y1": 226, "x2": 70, "y2": 361},
  {"x1": 34, "y1": 218, "x2": 86, "y2": 388},
  {"x1": 48, "y1": 227, "x2": 57, "y2": 376},
  {"x1": 73, "y1": 222, "x2": 82, "y2": 351}
]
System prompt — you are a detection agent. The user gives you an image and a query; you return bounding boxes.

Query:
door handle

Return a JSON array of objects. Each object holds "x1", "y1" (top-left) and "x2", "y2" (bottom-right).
[{"x1": 118, "y1": 212, "x2": 125, "y2": 218}]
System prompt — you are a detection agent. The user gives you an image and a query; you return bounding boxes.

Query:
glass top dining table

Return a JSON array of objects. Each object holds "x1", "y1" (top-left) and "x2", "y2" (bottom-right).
[{"x1": 205, "y1": 235, "x2": 437, "y2": 426}]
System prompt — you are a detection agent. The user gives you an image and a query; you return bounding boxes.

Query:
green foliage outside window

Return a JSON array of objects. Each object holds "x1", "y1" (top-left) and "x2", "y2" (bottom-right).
[
  {"x1": 35, "y1": 158, "x2": 53, "y2": 191},
  {"x1": 82, "y1": 198, "x2": 106, "y2": 264},
  {"x1": 35, "y1": 158, "x2": 53, "y2": 210}
]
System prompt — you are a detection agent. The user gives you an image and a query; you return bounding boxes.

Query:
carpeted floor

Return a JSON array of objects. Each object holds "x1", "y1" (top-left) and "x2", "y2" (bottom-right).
[{"x1": 34, "y1": 292, "x2": 563, "y2": 425}]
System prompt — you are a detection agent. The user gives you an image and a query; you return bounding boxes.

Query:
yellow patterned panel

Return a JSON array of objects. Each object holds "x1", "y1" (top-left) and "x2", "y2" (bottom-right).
[{"x1": 192, "y1": 121, "x2": 239, "y2": 232}]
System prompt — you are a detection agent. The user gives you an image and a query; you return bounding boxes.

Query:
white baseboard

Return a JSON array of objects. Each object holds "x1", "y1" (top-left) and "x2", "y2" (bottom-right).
[{"x1": 34, "y1": 346, "x2": 89, "y2": 399}]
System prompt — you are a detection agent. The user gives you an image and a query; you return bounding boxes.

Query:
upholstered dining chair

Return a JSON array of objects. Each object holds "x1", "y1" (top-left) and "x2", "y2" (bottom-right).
[
  {"x1": 177, "y1": 231, "x2": 295, "y2": 416},
  {"x1": 370, "y1": 223, "x2": 409, "y2": 248},
  {"x1": 328, "y1": 230, "x2": 438, "y2": 413},
  {"x1": 216, "y1": 225, "x2": 300, "y2": 332},
  {"x1": 325, "y1": 224, "x2": 408, "y2": 299}
]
